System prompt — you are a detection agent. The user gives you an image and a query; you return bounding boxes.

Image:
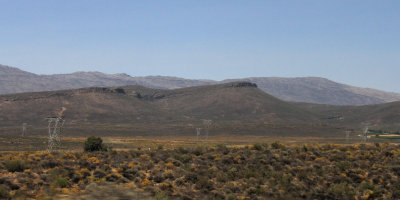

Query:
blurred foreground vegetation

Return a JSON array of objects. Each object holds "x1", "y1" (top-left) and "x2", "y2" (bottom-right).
[{"x1": 0, "y1": 142, "x2": 400, "y2": 199}]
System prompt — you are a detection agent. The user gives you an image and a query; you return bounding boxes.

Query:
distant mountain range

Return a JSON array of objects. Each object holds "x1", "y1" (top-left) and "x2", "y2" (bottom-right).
[{"x1": 1, "y1": 64, "x2": 400, "y2": 105}]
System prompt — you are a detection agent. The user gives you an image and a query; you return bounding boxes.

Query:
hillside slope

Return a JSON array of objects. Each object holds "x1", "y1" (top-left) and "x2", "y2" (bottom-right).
[
  {"x1": 0, "y1": 82, "x2": 318, "y2": 127},
  {"x1": 222, "y1": 77, "x2": 400, "y2": 105},
  {"x1": 293, "y1": 101, "x2": 400, "y2": 129}
]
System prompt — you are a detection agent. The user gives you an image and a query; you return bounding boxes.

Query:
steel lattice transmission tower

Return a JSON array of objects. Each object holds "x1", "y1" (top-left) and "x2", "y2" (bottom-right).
[
  {"x1": 202, "y1": 119, "x2": 212, "y2": 140},
  {"x1": 21, "y1": 123, "x2": 27, "y2": 137},
  {"x1": 46, "y1": 116, "x2": 65, "y2": 152},
  {"x1": 196, "y1": 128, "x2": 202, "y2": 141},
  {"x1": 345, "y1": 130, "x2": 351, "y2": 144},
  {"x1": 361, "y1": 126, "x2": 369, "y2": 143}
]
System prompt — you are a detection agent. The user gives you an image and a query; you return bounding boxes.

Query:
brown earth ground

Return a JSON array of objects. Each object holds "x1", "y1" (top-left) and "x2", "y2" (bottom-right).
[{"x1": 1, "y1": 135, "x2": 399, "y2": 152}]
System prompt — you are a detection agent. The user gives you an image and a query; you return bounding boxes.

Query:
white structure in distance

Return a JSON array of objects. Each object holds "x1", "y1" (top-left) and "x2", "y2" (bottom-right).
[
  {"x1": 361, "y1": 127, "x2": 369, "y2": 143},
  {"x1": 21, "y1": 123, "x2": 27, "y2": 137},
  {"x1": 202, "y1": 119, "x2": 212, "y2": 140},
  {"x1": 196, "y1": 128, "x2": 202, "y2": 141},
  {"x1": 46, "y1": 116, "x2": 65, "y2": 152}
]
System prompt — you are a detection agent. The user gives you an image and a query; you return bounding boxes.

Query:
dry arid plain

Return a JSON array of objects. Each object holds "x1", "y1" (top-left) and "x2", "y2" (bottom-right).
[{"x1": 2, "y1": 132, "x2": 400, "y2": 199}]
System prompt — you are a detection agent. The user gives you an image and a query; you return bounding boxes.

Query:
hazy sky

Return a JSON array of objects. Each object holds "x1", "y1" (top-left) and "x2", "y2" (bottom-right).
[{"x1": 0, "y1": 1, "x2": 399, "y2": 92}]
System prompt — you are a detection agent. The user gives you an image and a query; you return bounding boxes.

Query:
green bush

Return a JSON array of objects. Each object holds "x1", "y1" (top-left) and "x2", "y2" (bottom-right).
[
  {"x1": 184, "y1": 172, "x2": 198, "y2": 183},
  {"x1": 335, "y1": 161, "x2": 350, "y2": 171},
  {"x1": 328, "y1": 183, "x2": 355, "y2": 199},
  {"x1": 4, "y1": 160, "x2": 28, "y2": 172},
  {"x1": 271, "y1": 141, "x2": 284, "y2": 149},
  {"x1": 0, "y1": 185, "x2": 9, "y2": 199},
  {"x1": 84, "y1": 136, "x2": 108, "y2": 152},
  {"x1": 252, "y1": 143, "x2": 263, "y2": 151},
  {"x1": 195, "y1": 177, "x2": 213, "y2": 190},
  {"x1": 55, "y1": 177, "x2": 69, "y2": 188},
  {"x1": 94, "y1": 169, "x2": 106, "y2": 178}
]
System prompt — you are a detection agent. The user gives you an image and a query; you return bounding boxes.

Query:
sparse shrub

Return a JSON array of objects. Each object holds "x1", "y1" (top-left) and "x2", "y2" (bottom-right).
[
  {"x1": 153, "y1": 173, "x2": 165, "y2": 183},
  {"x1": 252, "y1": 143, "x2": 263, "y2": 151},
  {"x1": 335, "y1": 161, "x2": 350, "y2": 171},
  {"x1": 71, "y1": 173, "x2": 81, "y2": 183},
  {"x1": 117, "y1": 177, "x2": 129, "y2": 184},
  {"x1": 226, "y1": 193, "x2": 236, "y2": 200},
  {"x1": 0, "y1": 185, "x2": 9, "y2": 199},
  {"x1": 80, "y1": 168, "x2": 91, "y2": 178},
  {"x1": 162, "y1": 171, "x2": 174, "y2": 180},
  {"x1": 195, "y1": 177, "x2": 213, "y2": 190},
  {"x1": 177, "y1": 147, "x2": 188, "y2": 154},
  {"x1": 328, "y1": 182, "x2": 355, "y2": 199},
  {"x1": 263, "y1": 149, "x2": 271, "y2": 154},
  {"x1": 271, "y1": 141, "x2": 284, "y2": 149},
  {"x1": 94, "y1": 169, "x2": 106, "y2": 178},
  {"x1": 192, "y1": 146, "x2": 205, "y2": 156},
  {"x1": 141, "y1": 178, "x2": 151, "y2": 186},
  {"x1": 221, "y1": 156, "x2": 233, "y2": 164},
  {"x1": 55, "y1": 177, "x2": 69, "y2": 188},
  {"x1": 211, "y1": 190, "x2": 225, "y2": 199},
  {"x1": 165, "y1": 162, "x2": 174, "y2": 169},
  {"x1": 246, "y1": 186, "x2": 258, "y2": 195},
  {"x1": 174, "y1": 154, "x2": 192, "y2": 163},
  {"x1": 87, "y1": 156, "x2": 100, "y2": 164},
  {"x1": 84, "y1": 136, "x2": 108, "y2": 152},
  {"x1": 244, "y1": 168, "x2": 258, "y2": 178},
  {"x1": 216, "y1": 144, "x2": 229, "y2": 154},
  {"x1": 130, "y1": 150, "x2": 141, "y2": 157},
  {"x1": 174, "y1": 177, "x2": 185, "y2": 186},
  {"x1": 184, "y1": 172, "x2": 198, "y2": 183},
  {"x1": 302, "y1": 145, "x2": 308, "y2": 152},
  {"x1": 393, "y1": 182, "x2": 400, "y2": 198},
  {"x1": 216, "y1": 172, "x2": 228, "y2": 182},
  {"x1": 5, "y1": 160, "x2": 28, "y2": 172},
  {"x1": 155, "y1": 192, "x2": 169, "y2": 200},
  {"x1": 40, "y1": 160, "x2": 60, "y2": 168},
  {"x1": 360, "y1": 181, "x2": 380, "y2": 197},
  {"x1": 106, "y1": 174, "x2": 121, "y2": 182},
  {"x1": 123, "y1": 168, "x2": 138, "y2": 180},
  {"x1": 159, "y1": 182, "x2": 172, "y2": 191}
]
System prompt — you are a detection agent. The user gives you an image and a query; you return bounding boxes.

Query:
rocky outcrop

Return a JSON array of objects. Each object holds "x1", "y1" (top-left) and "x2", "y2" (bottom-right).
[{"x1": 230, "y1": 82, "x2": 258, "y2": 88}]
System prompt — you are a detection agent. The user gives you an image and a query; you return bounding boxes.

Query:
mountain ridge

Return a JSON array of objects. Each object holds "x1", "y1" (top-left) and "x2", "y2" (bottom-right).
[{"x1": 1, "y1": 64, "x2": 399, "y2": 105}]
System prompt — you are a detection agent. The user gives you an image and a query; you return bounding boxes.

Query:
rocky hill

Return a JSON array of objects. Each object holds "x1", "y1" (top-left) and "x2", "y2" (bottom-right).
[
  {"x1": 0, "y1": 82, "x2": 318, "y2": 126},
  {"x1": 2, "y1": 64, "x2": 400, "y2": 105}
]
